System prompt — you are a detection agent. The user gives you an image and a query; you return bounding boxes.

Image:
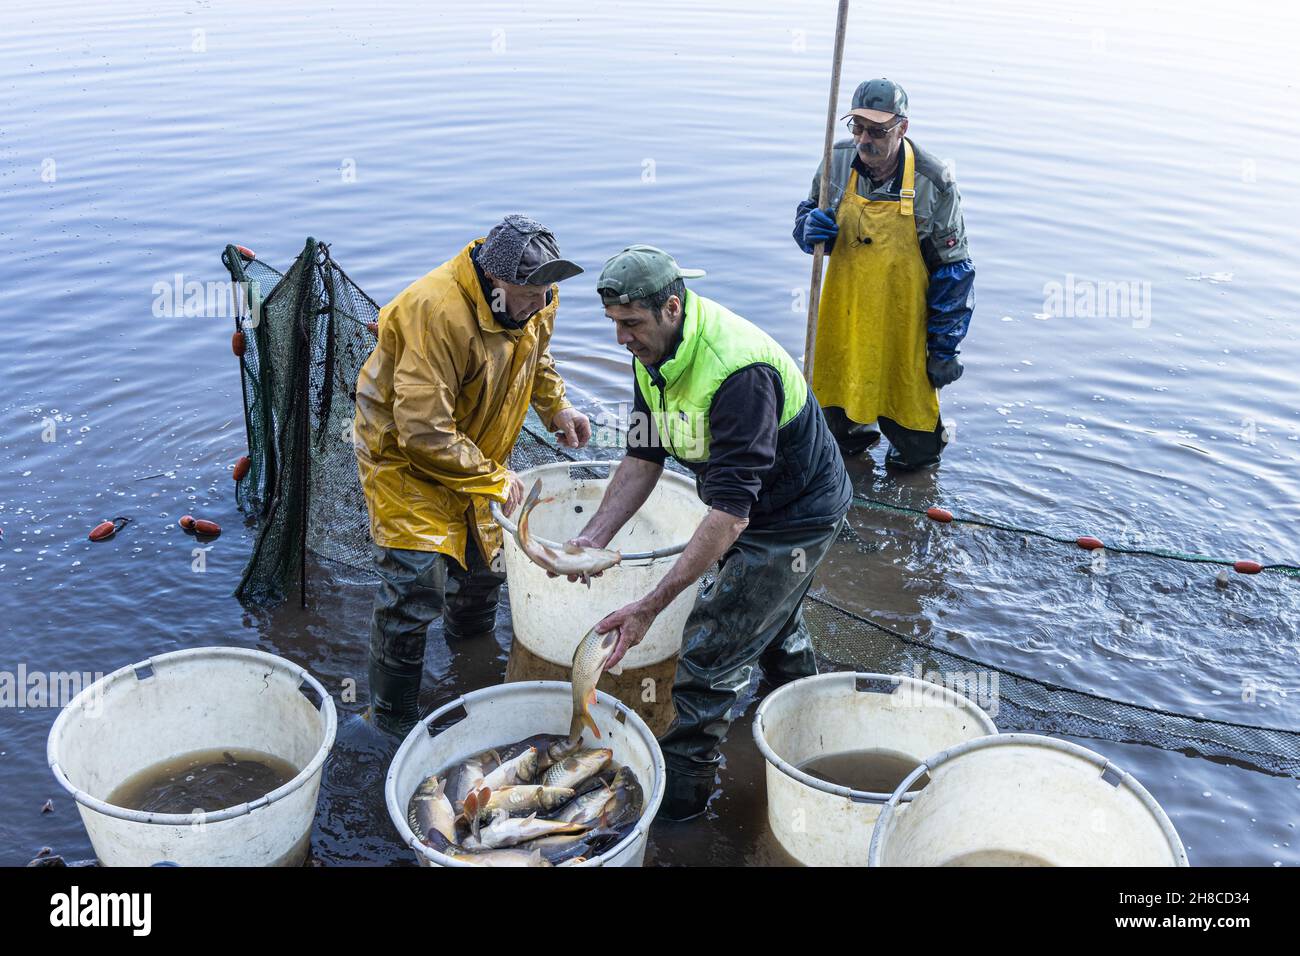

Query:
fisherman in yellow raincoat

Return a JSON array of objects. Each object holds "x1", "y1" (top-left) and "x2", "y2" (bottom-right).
[
  {"x1": 794, "y1": 78, "x2": 975, "y2": 469},
  {"x1": 353, "y1": 215, "x2": 590, "y2": 733}
]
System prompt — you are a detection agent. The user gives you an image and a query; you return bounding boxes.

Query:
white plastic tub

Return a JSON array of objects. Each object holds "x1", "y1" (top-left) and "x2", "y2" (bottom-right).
[
  {"x1": 753, "y1": 672, "x2": 998, "y2": 866},
  {"x1": 386, "y1": 680, "x2": 664, "y2": 866},
  {"x1": 47, "y1": 646, "x2": 337, "y2": 867},
  {"x1": 492, "y1": 460, "x2": 707, "y2": 669},
  {"x1": 868, "y1": 734, "x2": 1189, "y2": 867}
]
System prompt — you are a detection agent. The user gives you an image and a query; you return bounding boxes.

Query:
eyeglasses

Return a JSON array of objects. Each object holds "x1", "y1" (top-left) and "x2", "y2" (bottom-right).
[{"x1": 847, "y1": 117, "x2": 904, "y2": 139}]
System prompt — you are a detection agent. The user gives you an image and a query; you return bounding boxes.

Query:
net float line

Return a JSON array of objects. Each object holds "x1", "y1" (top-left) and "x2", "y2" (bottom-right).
[{"x1": 854, "y1": 495, "x2": 1300, "y2": 578}]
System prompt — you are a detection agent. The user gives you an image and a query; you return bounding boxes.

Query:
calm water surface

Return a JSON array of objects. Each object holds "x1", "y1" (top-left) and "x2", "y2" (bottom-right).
[{"x1": 2, "y1": 0, "x2": 1298, "y2": 865}]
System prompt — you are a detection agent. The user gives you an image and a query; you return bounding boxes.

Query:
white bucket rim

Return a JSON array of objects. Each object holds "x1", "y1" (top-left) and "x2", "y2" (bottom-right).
[
  {"x1": 867, "y1": 732, "x2": 1189, "y2": 866},
  {"x1": 384, "y1": 680, "x2": 666, "y2": 868},
  {"x1": 752, "y1": 671, "x2": 998, "y2": 804},
  {"x1": 490, "y1": 458, "x2": 701, "y2": 563},
  {"x1": 46, "y1": 645, "x2": 338, "y2": 827}
]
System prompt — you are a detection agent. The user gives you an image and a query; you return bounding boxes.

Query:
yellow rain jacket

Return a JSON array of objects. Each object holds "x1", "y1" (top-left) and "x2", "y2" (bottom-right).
[{"x1": 353, "y1": 239, "x2": 572, "y2": 566}]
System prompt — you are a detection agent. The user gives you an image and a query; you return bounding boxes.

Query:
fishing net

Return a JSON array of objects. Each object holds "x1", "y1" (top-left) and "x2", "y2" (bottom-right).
[
  {"x1": 221, "y1": 238, "x2": 379, "y2": 604},
  {"x1": 219, "y1": 240, "x2": 1300, "y2": 777}
]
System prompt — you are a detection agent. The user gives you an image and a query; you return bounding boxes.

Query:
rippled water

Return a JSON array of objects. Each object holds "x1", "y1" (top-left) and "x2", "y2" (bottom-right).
[{"x1": 2, "y1": 0, "x2": 1298, "y2": 866}]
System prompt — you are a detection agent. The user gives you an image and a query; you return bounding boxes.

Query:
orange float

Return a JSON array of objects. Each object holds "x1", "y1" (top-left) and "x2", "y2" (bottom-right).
[
  {"x1": 925, "y1": 507, "x2": 953, "y2": 523},
  {"x1": 88, "y1": 517, "x2": 130, "y2": 541}
]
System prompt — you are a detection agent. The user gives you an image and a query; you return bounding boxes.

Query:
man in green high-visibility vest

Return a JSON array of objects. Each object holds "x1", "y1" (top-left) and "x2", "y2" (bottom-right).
[{"x1": 562, "y1": 245, "x2": 852, "y2": 820}]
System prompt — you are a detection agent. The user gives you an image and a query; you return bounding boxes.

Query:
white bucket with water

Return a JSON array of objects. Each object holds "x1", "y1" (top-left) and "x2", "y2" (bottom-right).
[
  {"x1": 47, "y1": 646, "x2": 337, "y2": 867},
  {"x1": 868, "y1": 734, "x2": 1189, "y2": 866},
  {"x1": 491, "y1": 460, "x2": 707, "y2": 669},
  {"x1": 753, "y1": 672, "x2": 998, "y2": 867},
  {"x1": 386, "y1": 680, "x2": 665, "y2": 867}
]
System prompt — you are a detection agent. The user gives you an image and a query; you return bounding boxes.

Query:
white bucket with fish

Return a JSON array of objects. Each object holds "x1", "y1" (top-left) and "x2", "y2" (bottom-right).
[
  {"x1": 491, "y1": 460, "x2": 707, "y2": 670},
  {"x1": 47, "y1": 646, "x2": 337, "y2": 867},
  {"x1": 753, "y1": 672, "x2": 998, "y2": 867},
  {"x1": 385, "y1": 680, "x2": 664, "y2": 866},
  {"x1": 868, "y1": 734, "x2": 1188, "y2": 867}
]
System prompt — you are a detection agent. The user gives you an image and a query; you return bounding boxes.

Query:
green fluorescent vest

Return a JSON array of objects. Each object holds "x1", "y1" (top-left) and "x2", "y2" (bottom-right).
[{"x1": 634, "y1": 291, "x2": 807, "y2": 462}]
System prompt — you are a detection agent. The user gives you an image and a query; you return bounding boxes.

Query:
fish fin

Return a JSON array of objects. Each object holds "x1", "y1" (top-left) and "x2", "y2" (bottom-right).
[{"x1": 583, "y1": 688, "x2": 602, "y2": 739}]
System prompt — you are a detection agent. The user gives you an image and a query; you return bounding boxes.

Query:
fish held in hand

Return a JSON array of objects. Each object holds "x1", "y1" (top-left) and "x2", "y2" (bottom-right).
[
  {"x1": 569, "y1": 625, "x2": 617, "y2": 742},
  {"x1": 514, "y1": 480, "x2": 621, "y2": 586}
]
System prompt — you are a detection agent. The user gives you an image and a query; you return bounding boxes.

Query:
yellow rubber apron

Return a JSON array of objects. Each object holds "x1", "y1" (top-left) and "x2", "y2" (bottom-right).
[{"x1": 812, "y1": 139, "x2": 939, "y2": 433}]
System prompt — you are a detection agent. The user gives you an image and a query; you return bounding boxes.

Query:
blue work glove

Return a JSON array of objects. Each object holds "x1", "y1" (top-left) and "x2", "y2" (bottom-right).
[
  {"x1": 802, "y1": 208, "x2": 838, "y2": 246},
  {"x1": 927, "y1": 354, "x2": 964, "y2": 388}
]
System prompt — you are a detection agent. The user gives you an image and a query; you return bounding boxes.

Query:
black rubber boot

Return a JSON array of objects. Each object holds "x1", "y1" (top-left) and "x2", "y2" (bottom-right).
[
  {"x1": 838, "y1": 426, "x2": 882, "y2": 458},
  {"x1": 659, "y1": 767, "x2": 715, "y2": 822},
  {"x1": 367, "y1": 654, "x2": 423, "y2": 738},
  {"x1": 823, "y1": 405, "x2": 882, "y2": 458}
]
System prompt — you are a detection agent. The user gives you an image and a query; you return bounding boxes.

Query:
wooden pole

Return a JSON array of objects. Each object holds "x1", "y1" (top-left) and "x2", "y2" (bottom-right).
[{"x1": 803, "y1": 0, "x2": 850, "y2": 381}]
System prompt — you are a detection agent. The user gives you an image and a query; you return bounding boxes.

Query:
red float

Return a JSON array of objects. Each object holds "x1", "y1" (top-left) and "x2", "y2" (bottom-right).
[
  {"x1": 232, "y1": 456, "x2": 251, "y2": 481},
  {"x1": 1076, "y1": 536, "x2": 1104, "y2": 551},
  {"x1": 193, "y1": 519, "x2": 221, "y2": 537},
  {"x1": 925, "y1": 507, "x2": 953, "y2": 523},
  {"x1": 1233, "y1": 560, "x2": 1262, "y2": 574},
  {"x1": 232, "y1": 330, "x2": 246, "y2": 357},
  {"x1": 236, "y1": 245, "x2": 256, "y2": 260},
  {"x1": 88, "y1": 517, "x2": 130, "y2": 541},
  {"x1": 179, "y1": 515, "x2": 196, "y2": 531}
]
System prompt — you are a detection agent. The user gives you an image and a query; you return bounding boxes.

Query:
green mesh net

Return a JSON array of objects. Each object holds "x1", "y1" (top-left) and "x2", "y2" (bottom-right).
[
  {"x1": 221, "y1": 239, "x2": 379, "y2": 604},
  {"x1": 220, "y1": 240, "x2": 1300, "y2": 778}
]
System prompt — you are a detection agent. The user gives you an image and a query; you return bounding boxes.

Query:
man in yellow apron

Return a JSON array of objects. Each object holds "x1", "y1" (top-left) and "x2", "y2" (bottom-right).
[{"x1": 794, "y1": 78, "x2": 975, "y2": 469}]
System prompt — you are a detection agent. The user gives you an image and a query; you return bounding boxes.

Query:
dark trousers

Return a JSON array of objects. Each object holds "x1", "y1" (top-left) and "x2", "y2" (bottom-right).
[
  {"x1": 658, "y1": 518, "x2": 843, "y2": 780},
  {"x1": 823, "y1": 405, "x2": 947, "y2": 469},
  {"x1": 368, "y1": 532, "x2": 506, "y2": 670}
]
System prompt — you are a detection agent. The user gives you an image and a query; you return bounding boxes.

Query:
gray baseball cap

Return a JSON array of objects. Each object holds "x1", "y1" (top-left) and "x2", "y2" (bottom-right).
[
  {"x1": 478, "y1": 214, "x2": 583, "y2": 286},
  {"x1": 597, "y1": 245, "x2": 705, "y2": 305},
  {"x1": 842, "y1": 78, "x2": 909, "y2": 124}
]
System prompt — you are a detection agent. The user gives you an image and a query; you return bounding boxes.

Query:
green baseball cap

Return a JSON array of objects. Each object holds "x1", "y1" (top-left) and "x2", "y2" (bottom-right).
[
  {"x1": 597, "y1": 245, "x2": 706, "y2": 306},
  {"x1": 842, "y1": 77, "x2": 908, "y2": 124}
]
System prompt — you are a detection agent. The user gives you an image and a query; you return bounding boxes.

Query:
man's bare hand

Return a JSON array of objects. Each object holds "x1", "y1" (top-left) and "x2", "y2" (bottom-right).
[
  {"x1": 599, "y1": 600, "x2": 657, "y2": 670},
  {"x1": 552, "y1": 407, "x2": 591, "y2": 449},
  {"x1": 502, "y1": 471, "x2": 525, "y2": 516}
]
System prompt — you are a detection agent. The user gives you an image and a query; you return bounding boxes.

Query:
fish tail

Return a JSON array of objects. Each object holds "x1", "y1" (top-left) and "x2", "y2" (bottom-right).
[{"x1": 518, "y1": 480, "x2": 543, "y2": 544}]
